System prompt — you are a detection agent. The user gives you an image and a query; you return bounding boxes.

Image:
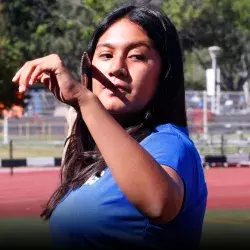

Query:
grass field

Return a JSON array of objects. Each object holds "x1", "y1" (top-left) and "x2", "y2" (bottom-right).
[
  {"x1": 201, "y1": 210, "x2": 250, "y2": 249},
  {"x1": 1, "y1": 210, "x2": 250, "y2": 249},
  {"x1": 0, "y1": 144, "x2": 64, "y2": 158},
  {"x1": 0, "y1": 217, "x2": 51, "y2": 249},
  {"x1": 1, "y1": 130, "x2": 250, "y2": 158}
]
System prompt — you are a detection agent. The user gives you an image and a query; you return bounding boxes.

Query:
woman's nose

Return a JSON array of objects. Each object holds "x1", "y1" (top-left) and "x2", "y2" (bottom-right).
[{"x1": 109, "y1": 57, "x2": 128, "y2": 77}]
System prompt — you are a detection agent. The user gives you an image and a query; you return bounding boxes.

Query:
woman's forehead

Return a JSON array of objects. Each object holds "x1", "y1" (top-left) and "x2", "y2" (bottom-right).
[{"x1": 96, "y1": 18, "x2": 152, "y2": 48}]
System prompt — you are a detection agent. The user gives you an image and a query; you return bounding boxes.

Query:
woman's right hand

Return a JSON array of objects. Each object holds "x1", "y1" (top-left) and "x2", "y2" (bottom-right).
[{"x1": 12, "y1": 54, "x2": 91, "y2": 108}]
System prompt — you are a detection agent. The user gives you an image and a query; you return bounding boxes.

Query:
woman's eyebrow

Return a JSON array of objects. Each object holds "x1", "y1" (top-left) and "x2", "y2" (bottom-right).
[{"x1": 96, "y1": 41, "x2": 151, "y2": 50}]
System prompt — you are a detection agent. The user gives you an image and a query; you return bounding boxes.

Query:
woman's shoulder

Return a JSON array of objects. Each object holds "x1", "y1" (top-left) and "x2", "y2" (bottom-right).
[
  {"x1": 155, "y1": 123, "x2": 189, "y2": 137},
  {"x1": 140, "y1": 123, "x2": 201, "y2": 169},
  {"x1": 140, "y1": 124, "x2": 206, "y2": 208},
  {"x1": 141, "y1": 123, "x2": 193, "y2": 149}
]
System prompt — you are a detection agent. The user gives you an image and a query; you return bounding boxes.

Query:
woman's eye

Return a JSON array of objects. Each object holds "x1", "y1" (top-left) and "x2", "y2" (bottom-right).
[
  {"x1": 130, "y1": 54, "x2": 146, "y2": 61},
  {"x1": 99, "y1": 53, "x2": 113, "y2": 60}
]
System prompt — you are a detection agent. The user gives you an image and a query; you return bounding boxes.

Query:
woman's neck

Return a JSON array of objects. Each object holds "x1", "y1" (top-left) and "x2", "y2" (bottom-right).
[{"x1": 111, "y1": 111, "x2": 145, "y2": 128}]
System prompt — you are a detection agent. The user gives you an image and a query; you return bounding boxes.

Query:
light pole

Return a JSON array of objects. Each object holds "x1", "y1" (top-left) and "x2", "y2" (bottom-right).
[
  {"x1": 208, "y1": 46, "x2": 221, "y2": 114},
  {"x1": 3, "y1": 115, "x2": 8, "y2": 145}
]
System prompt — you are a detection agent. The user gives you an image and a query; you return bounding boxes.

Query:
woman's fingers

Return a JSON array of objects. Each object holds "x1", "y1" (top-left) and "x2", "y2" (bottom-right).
[
  {"x1": 12, "y1": 65, "x2": 25, "y2": 82},
  {"x1": 40, "y1": 73, "x2": 50, "y2": 84},
  {"x1": 12, "y1": 58, "x2": 43, "y2": 82},
  {"x1": 12, "y1": 61, "x2": 32, "y2": 82},
  {"x1": 18, "y1": 84, "x2": 26, "y2": 93},
  {"x1": 18, "y1": 63, "x2": 36, "y2": 91},
  {"x1": 12, "y1": 64, "x2": 28, "y2": 92},
  {"x1": 29, "y1": 63, "x2": 50, "y2": 86},
  {"x1": 36, "y1": 73, "x2": 51, "y2": 88},
  {"x1": 12, "y1": 55, "x2": 63, "y2": 93},
  {"x1": 12, "y1": 58, "x2": 46, "y2": 92},
  {"x1": 12, "y1": 54, "x2": 84, "y2": 106}
]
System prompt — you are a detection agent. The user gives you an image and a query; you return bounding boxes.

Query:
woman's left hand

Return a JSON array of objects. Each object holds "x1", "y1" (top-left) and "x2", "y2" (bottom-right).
[{"x1": 12, "y1": 54, "x2": 89, "y2": 108}]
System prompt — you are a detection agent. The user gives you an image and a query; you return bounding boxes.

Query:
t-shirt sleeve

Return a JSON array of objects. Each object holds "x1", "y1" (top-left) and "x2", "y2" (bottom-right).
[
  {"x1": 140, "y1": 132, "x2": 194, "y2": 171},
  {"x1": 140, "y1": 131, "x2": 197, "y2": 209}
]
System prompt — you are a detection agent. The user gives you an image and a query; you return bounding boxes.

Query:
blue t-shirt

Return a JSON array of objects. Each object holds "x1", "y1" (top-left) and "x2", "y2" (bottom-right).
[{"x1": 49, "y1": 123, "x2": 207, "y2": 249}]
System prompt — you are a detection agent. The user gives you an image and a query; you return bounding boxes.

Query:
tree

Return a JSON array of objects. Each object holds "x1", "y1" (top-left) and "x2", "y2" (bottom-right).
[
  {"x1": 2, "y1": 0, "x2": 249, "y2": 111},
  {"x1": 47, "y1": 0, "x2": 124, "y2": 77},
  {"x1": 0, "y1": 0, "x2": 57, "y2": 109},
  {"x1": 162, "y1": 0, "x2": 250, "y2": 90},
  {"x1": 0, "y1": 0, "x2": 123, "y2": 109}
]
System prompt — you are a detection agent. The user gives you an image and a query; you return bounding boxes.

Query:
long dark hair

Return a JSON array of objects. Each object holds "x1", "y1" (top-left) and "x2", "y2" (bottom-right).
[{"x1": 41, "y1": 4, "x2": 187, "y2": 220}]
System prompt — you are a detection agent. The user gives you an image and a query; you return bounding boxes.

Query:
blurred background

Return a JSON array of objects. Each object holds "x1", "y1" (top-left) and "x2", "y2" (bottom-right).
[
  {"x1": 0, "y1": 1, "x2": 250, "y2": 248},
  {"x1": 0, "y1": 0, "x2": 250, "y2": 164}
]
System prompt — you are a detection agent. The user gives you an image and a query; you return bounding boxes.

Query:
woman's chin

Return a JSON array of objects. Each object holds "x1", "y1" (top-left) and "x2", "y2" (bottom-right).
[
  {"x1": 101, "y1": 100, "x2": 129, "y2": 114},
  {"x1": 106, "y1": 106, "x2": 128, "y2": 115}
]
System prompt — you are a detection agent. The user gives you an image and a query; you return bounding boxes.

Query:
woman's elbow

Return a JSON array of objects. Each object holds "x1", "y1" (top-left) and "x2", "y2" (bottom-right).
[{"x1": 147, "y1": 193, "x2": 184, "y2": 224}]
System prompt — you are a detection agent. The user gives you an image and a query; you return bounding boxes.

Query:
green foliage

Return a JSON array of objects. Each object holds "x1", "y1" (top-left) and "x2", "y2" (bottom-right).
[
  {"x1": 0, "y1": 38, "x2": 23, "y2": 108},
  {"x1": 0, "y1": 0, "x2": 57, "y2": 108},
  {"x1": 183, "y1": 49, "x2": 208, "y2": 90},
  {"x1": 0, "y1": 0, "x2": 250, "y2": 109},
  {"x1": 232, "y1": 0, "x2": 250, "y2": 34},
  {"x1": 162, "y1": 0, "x2": 250, "y2": 91},
  {"x1": 0, "y1": 0, "x2": 124, "y2": 108}
]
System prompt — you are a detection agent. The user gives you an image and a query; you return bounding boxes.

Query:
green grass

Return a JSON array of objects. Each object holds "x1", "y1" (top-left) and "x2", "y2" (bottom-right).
[
  {"x1": 1, "y1": 210, "x2": 250, "y2": 249},
  {"x1": 0, "y1": 130, "x2": 249, "y2": 158},
  {"x1": 0, "y1": 144, "x2": 249, "y2": 159},
  {"x1": 201, "y1": 210, "x2": 250, "y2": 249},
  {"x1": 0, "y1": 145, "x2": 64, "y2": 158},
  {"x1": 0, "y1": 217, "x2": 52, "y2": 249}
]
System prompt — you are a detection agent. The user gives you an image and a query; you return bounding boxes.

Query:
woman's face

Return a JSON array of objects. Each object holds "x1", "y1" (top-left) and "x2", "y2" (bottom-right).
[{"x1": 91, "y1": 18, "x2": 161, "y2": 114}]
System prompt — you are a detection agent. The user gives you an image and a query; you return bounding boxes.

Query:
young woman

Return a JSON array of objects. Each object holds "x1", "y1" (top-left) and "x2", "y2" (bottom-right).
[{"x1": 12, "y1": 4, "x2": 207, "y2": 249}]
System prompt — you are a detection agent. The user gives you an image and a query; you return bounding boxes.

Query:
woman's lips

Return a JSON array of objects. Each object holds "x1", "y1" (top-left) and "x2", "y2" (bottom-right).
[
  {"x1": 104, "y1": 87, "x2": 127, "y2": 97},
  {"x1": 108, "y1": 79, "x2": 132, "y2": 93},
  {"x1": 113, "y1": 84, "x2": 131, "y2": 93}
]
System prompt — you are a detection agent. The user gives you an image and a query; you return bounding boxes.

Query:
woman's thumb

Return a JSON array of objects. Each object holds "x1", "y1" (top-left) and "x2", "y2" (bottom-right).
[{"x1": 80, "y1": 52, "x2": 92, "y2": 88}]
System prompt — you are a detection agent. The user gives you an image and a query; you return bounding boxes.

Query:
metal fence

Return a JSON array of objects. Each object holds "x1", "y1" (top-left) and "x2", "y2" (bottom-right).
[
  {"x1": 23, "y1": 89, "x2": 250, "y2": 117},
  {"x1": 1, "y1": 90, "x2": 250, "y2": 159}
]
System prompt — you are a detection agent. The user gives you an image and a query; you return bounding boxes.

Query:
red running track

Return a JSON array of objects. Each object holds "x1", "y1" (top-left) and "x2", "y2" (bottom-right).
[
  {"x1": 0, "y1": 168, "x2": 60, "y2": 217},
  {"x1": 0, "y1": 167, "x2": 250, "y2": 218},
  {"x1": 205, "y1": 167, "x2": 250, "y2": 210}
]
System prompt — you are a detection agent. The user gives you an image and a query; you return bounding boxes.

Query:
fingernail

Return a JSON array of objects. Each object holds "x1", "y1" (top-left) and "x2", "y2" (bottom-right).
[
  {"x1": 28, "y1": 79, "x2": 33, "y2": 86},
  {"x1": 12, "y1": 75, "x2": 17, "y2": 81},
  {"x1": 19, "y1": 85, "x2": 25, "y2": 92},
  {"x1": 81, "y1": 52, "x2": 91, "y2": 73}
]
